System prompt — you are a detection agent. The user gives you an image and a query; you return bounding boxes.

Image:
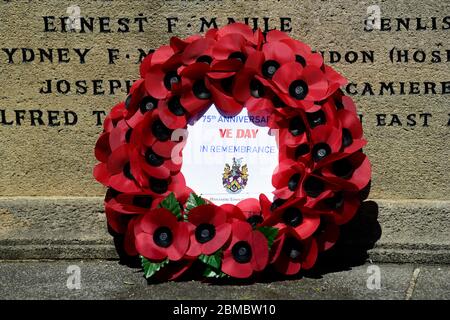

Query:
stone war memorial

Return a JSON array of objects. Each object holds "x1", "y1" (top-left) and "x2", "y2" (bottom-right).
[{"x1": 0, "y1": 0, "x2": 449, "y2": 300}]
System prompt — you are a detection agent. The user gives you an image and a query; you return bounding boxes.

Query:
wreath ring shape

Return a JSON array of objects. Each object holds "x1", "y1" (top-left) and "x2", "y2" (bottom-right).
[{"x1": 93, "y1": 23, "x2": 371, "y2": 281}]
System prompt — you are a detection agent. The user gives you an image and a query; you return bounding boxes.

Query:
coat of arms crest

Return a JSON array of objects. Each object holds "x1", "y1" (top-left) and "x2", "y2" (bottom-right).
[{"x1": 222, "y1": 157, "x2": 249, "y2": 194}]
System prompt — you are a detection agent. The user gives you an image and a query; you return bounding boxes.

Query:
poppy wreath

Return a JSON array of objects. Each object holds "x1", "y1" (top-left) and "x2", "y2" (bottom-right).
[{"x1": 93, "y1": 23, "x2": 371, "y2": 280}]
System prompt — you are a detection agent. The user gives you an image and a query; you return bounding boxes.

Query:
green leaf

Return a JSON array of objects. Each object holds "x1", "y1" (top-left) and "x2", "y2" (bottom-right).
[
  {"x1": 199, "y1": 250, "x2": 222, "y2": 270},
  {"x1": 199, "y1": 250, "x2": 228, "y2": 278},
  {"x1": 185, "y1": 192, "x2": 207, "y2": 213},
  {"x1": 158, "y1": 192, "x2": 182, "y2": 220},
  {"x1": 257, "y1": 226, "x2": 279, "y2": 249},
  {"x1": 141, "y1": 256, "x2": 169, "y2": 279},
  {"x1": 203, "y1": 266, "x2": 229, "y2": 278}
]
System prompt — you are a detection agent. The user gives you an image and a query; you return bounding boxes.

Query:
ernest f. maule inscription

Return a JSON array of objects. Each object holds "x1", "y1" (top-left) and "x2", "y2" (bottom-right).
[{"x1": 0, "y1": 0, "x2": 448, "y2": 201}]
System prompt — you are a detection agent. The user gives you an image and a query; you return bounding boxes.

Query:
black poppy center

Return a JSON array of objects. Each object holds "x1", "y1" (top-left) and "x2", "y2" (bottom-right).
[
  {"x1": 283, "y1": 237, "x2": 303, "y2": 260},
  {"x1": 272, "y1": 95, "x2": 287, "y2": 109},
  {"x1": 304, "y1": 176, "x2": 325, "y2": 198},
  {"x1": 163, "y1": 71, "x2": 181, "y2": 90},
  {"x1": 193, "y1": 80, "x2": 211, "y2": 100},
  {"x1": 289, "y1": 80, "x2": 308, "y2": 100},
  {"x1": 125, "y1": 94, "x2": 132, "y2": 109},
  {"x1": 153, "y1": 226, "x2": 173, "y2": 248},
  {"x1": 231, "y1": 241, "x2": 252, "y2": 264},
  {"x1": 145, "y1": 148, "x2": 164, "y2": 167},
  {"x1": 295, "y1": 55, "x2": 306, "y2": 67},
  {"x1": 342, "y1": 128, "x2": 353, "y2": 148},
  {"x1": 151, "y1": 119, "x2": 172, "y2": 141},
  {"x1": 312, "y1": 143, "x2": 331, "y2": 162},
  {"x1": 288, "y1": 173, "x2": 301, "y2": 191},
  {"x1": 288, "y1": 116, "x2": 306, "y2": 136},
  {"x1": 168, "y1": 96, "x2": 186, "y2": 116},
  {"x1": 195, "y1": 223, "x2": 216, "y2": 243},
  {"x1": 123, "y1": 162, "x2": 134, "y2": 180},
  {"x1": 196, "y1": 55, "x2": 213, "y2": 64},
  {"x1": 262, "y1": 60, "x2": 280, "y2": 78},
  {"x1": 335, "y1": 99, "x2": 344, "y2": 110},
  {"x1": 295, "y1": 144, "x2": 310, "y2": 158},
  {"x1": 247, "y1": 215, "x2": 263, "y2": 228},
  {"x1": 140, "y1": 96, "x2": 158, "y2": 113},
  {"x1": 323, "y1": 191, "x2": 344, "y2": 210},
  {"x1": 149, "y1": 177, "x2": 169, "y2": 194},
  {"x1": 307, "y1": 110, "x2": 326, "y2": 128},
  {"x1": 125, "y1": 128, "x2": 132, "y2": 143},
  {"x1": 270, "y1": 198, "x2": 287, "y2": 212},
  {"x1": 132, "y1": 195, "x2": 153, "y2": 208},
  {"x1": 221, "y1": 76, "x2": 234, "y2": 94},
  {"x1": 250, "y1": 79, "x2": 265, "y2": 98},
  {"x1": 332, "y1": 158, "x2": 354, "y2": 179},
  {"x1": 228, "y1": 51, "x2": 246, "y2": 63},
  {"x1": 282, "y1": 207, "x2": 303, "y2": 227}
]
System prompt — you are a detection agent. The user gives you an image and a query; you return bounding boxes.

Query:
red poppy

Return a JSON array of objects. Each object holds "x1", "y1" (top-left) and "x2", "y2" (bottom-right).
[
  {"x1": 299, "y1": 171, "x2": 336, "y2": 209},
  {"x1": 108, "y1": 119, "x2": 132, "y2": 151},
  {"x1": 308, "y1": 124, "x2": 342, "y2": 168},
  {"x1": 215, "y1": 23, "x2": 260, "y2": 46},
  {"x1": 140, "y1": 45, "x2": 176, "y2": 78},
  {"x1": 131, "y1": 109, "x2": 182, "y2": 159},
  {"x1": 125, "y1": 93, "x2": 160, "y2": 129},
  {"x1": 271, "y1": 231, "x2": 318, "y2": 275},
  {"x1": 207, "y1": 77, "x2": 244, "y2": 117},
  {"x1": 315, "y1": 191, "x2": 360, "y2": 225},
  {"x1": 278, "y1": 106, "x2": 340, "y2": 162},
  {"x1": 169, "y1": 34, "x2": 203, "y2": 55},
  {"x1": 221, "y1": 220, "x2": 269, "y2": 279},
  {"x1": 272, "y1": 159, "x2": 307, "y2": 199},
  {"x1": 278, "y1": 123, "x2": 308, "y2": 151},
  {"x1": 272, "y1": 62, "x2": 329, "y2": 111},
  {"x1": 244, "y1": 41, "x2": 296, "y2": 80},
  {"x1": 212, "y1": 23, "x2": 259, "y2": 65},
  {"x1": 221, "y1": 197, "x2": 268, "y2": 228},
  {"x1": 144, "y1": 47, "x2": 183, "y2": 99},
  {"x1": 321, "y1": 151, "x2": 371, "y2": 191},
  {"x1": 181, "y1": 37, "x2": 216, "y2": 66},
  {"x1": 94, "y1": 144, "x2": 141, "y2": 193},
  {"x1": 337, "y1": 108, "x2": 367, "y2": 154},
  {"x1": 262, "y1": 200, "x2": 320, "y2": 240},
  {"x1": 122, "y1": 79, "x2": 147, "y2": 121},
  {"x1": 265, "y1": 30, "x2": 324, "y2": 68},
  {"x1": 134, "y1": 208, "x2": 190, "y2": 261},
  {"x1": 178, "y1": 63, "x2": 213, "y2": 116},
  {"x1": 101, "y1": 101, "x2": 126, "y2": 133},
  {"x1": 186, "y1": 204, "x2": 231, "y2": 257},
  {"x1": 105, "y1": 192, "x2": 155, "y2": 216}
]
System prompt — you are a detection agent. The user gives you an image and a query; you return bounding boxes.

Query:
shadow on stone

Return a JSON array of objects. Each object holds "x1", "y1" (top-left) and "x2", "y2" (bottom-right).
[
  {"x1": 108, "y1": 225, "x2": 141, "y2": 268},
  {"x1": 302, "y1": 199, "x2": 382, "y2": 279}
]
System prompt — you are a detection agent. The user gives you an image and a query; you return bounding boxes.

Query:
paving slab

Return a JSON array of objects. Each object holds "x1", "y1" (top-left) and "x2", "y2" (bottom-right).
[
  {"x1": 0, "y1": 261, "x2": 430, "y2": 300},
  {"x1": 411, "y1": 265, "x2": 450, "y2": 300}
]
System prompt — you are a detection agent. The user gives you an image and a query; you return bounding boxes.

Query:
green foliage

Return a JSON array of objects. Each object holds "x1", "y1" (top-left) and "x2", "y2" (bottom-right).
[
  {"x1": 141, "y1": 256, "x2": 169, "y2": 279},
  {"x1": 158, "y1": 192, "x2": 182, "y2": 220},
  {"x1": 257, "y1": 226, "x2": 279, "y2": 249},
  {"x1": 185, "y1": 192, "x2": 207, "y2": 213},
  {"x1": 199, "y1": 250, "x2": 229, "y2": 278}
]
